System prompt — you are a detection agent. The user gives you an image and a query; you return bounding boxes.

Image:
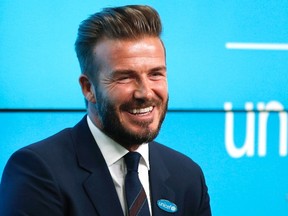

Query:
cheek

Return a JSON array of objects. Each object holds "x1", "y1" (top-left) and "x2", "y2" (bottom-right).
[
  {"x1": 154, "y1": 82, "x2": 168, "y2": 99},
  {"x1": 106, "y1": 86, "x2": 133, "y2": 106}
]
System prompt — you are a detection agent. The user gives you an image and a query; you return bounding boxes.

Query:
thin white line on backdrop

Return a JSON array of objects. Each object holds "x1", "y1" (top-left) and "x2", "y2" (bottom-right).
[{"x1": 225, "y1": 42, "x2": 288, "y2": 50}]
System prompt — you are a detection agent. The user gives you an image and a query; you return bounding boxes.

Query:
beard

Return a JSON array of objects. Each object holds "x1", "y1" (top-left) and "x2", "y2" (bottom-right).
[{"x1": 94, "y1": 90, "x2": 168, "y2": 149}]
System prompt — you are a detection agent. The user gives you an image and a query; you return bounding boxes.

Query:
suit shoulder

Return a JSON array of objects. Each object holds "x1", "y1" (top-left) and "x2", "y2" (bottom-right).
[
  {"x1": 5, "y1": 127, "x2": 76, "y2": 171},
  {"x1": 1, "y1": 127, "x2": 78, "y2": 190},
  {"x1": 23, "y1": 128, "x2": 74, "y2": 153}
]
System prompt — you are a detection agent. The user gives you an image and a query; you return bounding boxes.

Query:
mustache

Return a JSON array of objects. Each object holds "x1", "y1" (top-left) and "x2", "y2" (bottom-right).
[{"x1": 120, "y1": 98, "x2": 162, "y2": 110}]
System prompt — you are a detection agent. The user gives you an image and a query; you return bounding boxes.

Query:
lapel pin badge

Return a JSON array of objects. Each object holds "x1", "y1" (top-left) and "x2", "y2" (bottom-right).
[{"x1": 157, "y1": 199, "x2": 178, "y2": 213}]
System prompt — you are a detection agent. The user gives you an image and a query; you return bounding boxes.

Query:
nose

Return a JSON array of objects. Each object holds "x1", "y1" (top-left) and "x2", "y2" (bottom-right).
[{"x1": 133, "y1": 77, "x2": 153, "y2": 100}]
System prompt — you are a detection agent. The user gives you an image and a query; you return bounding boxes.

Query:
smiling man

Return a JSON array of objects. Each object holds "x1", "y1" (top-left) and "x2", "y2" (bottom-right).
[
  {"x1": 80, "y1": 37, "x2": 168, "y2": 151},
  {"x1": 0, "y1": 5, "x2": 211, "y2": 216}
]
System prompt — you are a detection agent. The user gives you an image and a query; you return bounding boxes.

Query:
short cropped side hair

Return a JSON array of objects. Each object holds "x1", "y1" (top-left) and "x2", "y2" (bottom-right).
[{"x1": 75, "y1": 5, "x2": 163, "y2": 77}]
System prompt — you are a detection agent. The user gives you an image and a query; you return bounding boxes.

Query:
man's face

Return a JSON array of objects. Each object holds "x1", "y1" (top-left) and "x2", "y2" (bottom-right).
[{"x1": 90, "y1": 36, "x2": 168, "y2": 149}]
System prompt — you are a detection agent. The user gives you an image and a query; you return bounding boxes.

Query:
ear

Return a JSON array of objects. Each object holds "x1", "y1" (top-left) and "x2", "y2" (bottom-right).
[{"x1": 79, "y1": 74, "x2": 96, "y2": 103}]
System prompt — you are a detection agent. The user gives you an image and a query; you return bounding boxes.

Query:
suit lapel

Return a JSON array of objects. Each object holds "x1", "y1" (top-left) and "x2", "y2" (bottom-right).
[
  {"x1": 83, "y1": 168, "x2": 123, "y2": 216},
  {"x1": 72, "y1": 116, "x2": 124, "y2": 216},
  {"x1": 149, "y1": 142, "x2": 176, "y2": 215}
]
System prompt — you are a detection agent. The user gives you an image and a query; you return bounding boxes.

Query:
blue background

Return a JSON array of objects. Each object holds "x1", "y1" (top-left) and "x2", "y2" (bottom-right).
[{"x1": 1, "y1": 1, "x2": 288, "y2": 215}]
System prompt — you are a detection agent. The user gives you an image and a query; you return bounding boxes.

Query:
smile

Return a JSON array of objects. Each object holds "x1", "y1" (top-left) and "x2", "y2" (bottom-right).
[{"x1": 129, "y1": 106, "x2": 153, "y2": 115}]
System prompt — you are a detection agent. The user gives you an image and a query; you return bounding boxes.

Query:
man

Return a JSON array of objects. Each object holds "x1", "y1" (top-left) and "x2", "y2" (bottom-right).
[{"x1": 0, "y1": 5, "x2": 211, "y2": 216}]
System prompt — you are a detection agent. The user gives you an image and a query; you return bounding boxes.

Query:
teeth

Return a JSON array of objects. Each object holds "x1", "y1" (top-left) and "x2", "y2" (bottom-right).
[{"x1": 131, "y1": 106, "x2": 153, "y2": 114}]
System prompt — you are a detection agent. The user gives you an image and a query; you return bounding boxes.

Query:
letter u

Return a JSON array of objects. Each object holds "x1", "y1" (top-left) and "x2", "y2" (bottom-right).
[{"x1": 224, "y1": 102, "x2": 255, "y2": 158}]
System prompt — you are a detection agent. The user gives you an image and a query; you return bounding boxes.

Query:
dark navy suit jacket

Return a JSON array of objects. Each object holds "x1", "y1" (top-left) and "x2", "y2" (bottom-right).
[{"x1": 0, "y1": 116, "x2": 211, "y2": 216}]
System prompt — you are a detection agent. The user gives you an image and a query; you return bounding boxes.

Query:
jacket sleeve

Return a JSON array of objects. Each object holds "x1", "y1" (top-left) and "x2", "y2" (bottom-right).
[
  {"x1": 198, "y1": 168, "x2": 212, "y2": 216},
  {"x1": 0, "y1": 148, "x2": 64, "y2": 216}
]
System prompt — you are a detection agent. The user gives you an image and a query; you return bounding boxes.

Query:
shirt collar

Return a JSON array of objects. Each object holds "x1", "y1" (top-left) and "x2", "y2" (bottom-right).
[{"x1": 87, "y1": 116, "x2": 150, "y2": 170}]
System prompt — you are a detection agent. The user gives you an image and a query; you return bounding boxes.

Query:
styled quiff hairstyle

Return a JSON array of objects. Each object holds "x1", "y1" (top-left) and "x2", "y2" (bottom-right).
[{"x1": 75, "y1": 5, "x2": 163, "y2": 77}]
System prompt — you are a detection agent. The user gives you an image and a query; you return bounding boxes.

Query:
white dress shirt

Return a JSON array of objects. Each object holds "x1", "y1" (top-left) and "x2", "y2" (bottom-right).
[{"x1": 87, "y1": 116, "x2": 152, "y2": 215}]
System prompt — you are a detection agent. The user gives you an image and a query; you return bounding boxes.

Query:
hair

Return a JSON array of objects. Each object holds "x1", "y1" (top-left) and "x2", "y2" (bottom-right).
[{"x1": 75, "y1": 5, "x2": 163, "y2": 77}]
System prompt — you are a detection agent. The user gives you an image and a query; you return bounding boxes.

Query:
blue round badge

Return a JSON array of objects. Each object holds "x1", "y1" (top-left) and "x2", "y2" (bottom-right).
[{"x1": 157, "y1": 199, "x2": 178, "y2": 213}]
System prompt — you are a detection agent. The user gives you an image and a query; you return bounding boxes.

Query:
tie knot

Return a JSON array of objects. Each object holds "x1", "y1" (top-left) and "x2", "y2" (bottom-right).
[{"x1": 124, "y1": 152, "x2": 141, "y2": 172}]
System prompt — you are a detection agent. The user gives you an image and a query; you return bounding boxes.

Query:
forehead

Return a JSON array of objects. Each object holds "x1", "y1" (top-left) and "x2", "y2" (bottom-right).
[{"x1": 92, "y1": 37, "x2": 166, "y2": 68}]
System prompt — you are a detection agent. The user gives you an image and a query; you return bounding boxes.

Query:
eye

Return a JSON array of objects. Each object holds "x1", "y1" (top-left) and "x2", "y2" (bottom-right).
[
  {"x1": 116, "y1": 75, "x2": 133, "y2": 84},
  {"x1": 111, "y1": 70, "x2": 135, "y2": 84},
  {"x1": 149, "y1": 71, "x2": 166, "y2": 80}
]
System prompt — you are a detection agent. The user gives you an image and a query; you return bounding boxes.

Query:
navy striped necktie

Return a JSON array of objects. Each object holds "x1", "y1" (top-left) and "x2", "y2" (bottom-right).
[{"x1": 124, "y1": 152, "x2": 150, "y2": 216}]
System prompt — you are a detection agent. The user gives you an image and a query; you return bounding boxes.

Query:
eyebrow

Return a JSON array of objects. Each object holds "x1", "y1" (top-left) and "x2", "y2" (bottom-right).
[
  {"x1": 150, "y1": 66, "x2": 167, "y2": 72},
  {"x1": 112, "y1": 66, "x2": 167, "y2": 75}
]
